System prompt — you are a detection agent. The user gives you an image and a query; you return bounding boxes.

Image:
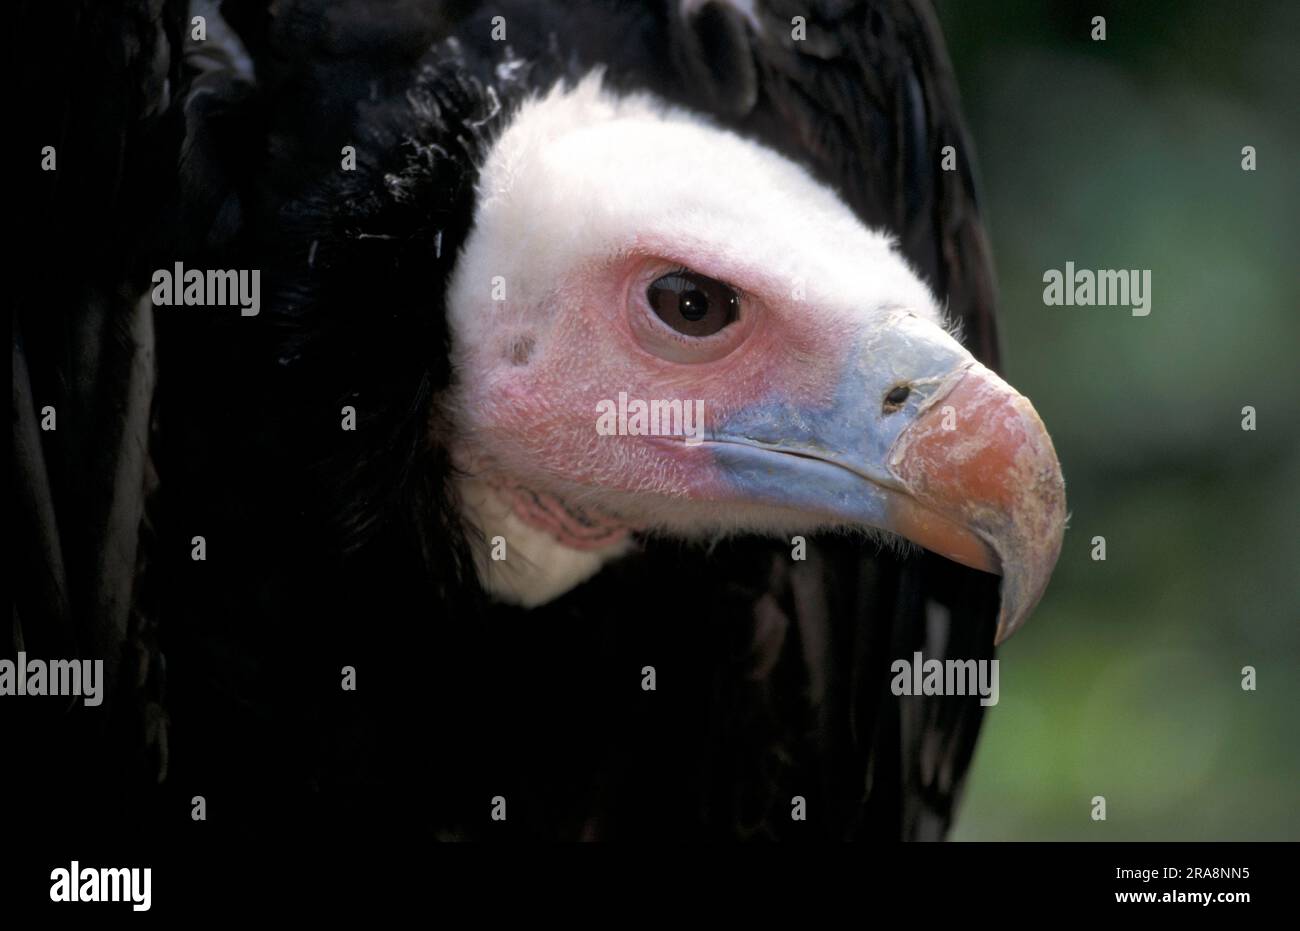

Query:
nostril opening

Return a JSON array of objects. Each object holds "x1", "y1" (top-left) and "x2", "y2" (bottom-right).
[{"x1": 883, "y1": 384, "x2": 911, "y2": 411}]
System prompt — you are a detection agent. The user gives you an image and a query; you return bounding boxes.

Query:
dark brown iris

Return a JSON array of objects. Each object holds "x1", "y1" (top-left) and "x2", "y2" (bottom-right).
[{"x1": 647, "y1": 271, "x2": 740, "y2": 337}]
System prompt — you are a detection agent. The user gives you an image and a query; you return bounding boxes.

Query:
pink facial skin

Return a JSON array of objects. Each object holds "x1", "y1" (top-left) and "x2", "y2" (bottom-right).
[{"x1": 455, "y1": 237, "x2": 862, "y2": 531}]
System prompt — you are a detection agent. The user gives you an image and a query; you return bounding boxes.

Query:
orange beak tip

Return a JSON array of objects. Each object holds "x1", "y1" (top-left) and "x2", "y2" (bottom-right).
[{"x1": 890, "y1": 363, "x2": 1068, "y2": 643}]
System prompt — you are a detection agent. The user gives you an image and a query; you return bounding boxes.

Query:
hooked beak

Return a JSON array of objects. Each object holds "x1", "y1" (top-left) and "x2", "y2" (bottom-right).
[
  {"x1": 708, "y1": 314, "x2": 1067, "y2": 643},
  {"x1": 885, "y1": 361, "x2": 1067, "y2": 642}
]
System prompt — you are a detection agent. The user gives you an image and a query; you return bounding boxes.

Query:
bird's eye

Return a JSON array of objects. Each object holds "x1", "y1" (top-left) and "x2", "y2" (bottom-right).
[{"x1": 646, "y1": 271, "x2": 740, "y2": 337}]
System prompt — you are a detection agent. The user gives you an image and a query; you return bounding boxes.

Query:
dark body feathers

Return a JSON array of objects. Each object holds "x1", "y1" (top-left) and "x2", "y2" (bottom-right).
[{"x1": 16, "y1": 0, "x2": 1000, "y2": 842}]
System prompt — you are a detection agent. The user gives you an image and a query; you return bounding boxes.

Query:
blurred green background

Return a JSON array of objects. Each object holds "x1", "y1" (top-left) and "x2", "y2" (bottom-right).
[{"x1": 932, "y1": 0, "x2": 1300, "y2": 840}]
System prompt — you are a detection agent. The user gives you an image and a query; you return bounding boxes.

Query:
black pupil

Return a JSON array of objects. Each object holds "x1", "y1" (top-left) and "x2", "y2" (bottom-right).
[
  {"x1": 647, "y1": 272, "x2": 739, "y2": 337},
  {"x1": 679, "y1": 290, "x2": 708, "y2": 321}
]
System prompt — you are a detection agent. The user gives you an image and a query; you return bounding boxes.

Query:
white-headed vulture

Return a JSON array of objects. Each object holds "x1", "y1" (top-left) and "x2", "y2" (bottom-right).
[{"x1": 15, "y1": 0, "x2": 1065, "y2": 842}]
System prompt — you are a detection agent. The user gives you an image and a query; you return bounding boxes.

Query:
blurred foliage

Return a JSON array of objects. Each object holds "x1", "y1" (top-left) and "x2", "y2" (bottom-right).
[{"x1": 933, "y1": 0, "x2": 1300, "y2": 839}]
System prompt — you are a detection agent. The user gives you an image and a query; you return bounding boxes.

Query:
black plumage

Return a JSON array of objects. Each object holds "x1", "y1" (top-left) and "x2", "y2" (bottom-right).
[{"x1": 16, "y1": 0, "x2": 1003, "y2": 842}]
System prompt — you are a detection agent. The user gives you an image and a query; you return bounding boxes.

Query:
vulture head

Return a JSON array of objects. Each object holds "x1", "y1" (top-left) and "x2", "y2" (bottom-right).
[{"x1": 447, "y1": 77, "x2": 1066, "y2": 642}]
